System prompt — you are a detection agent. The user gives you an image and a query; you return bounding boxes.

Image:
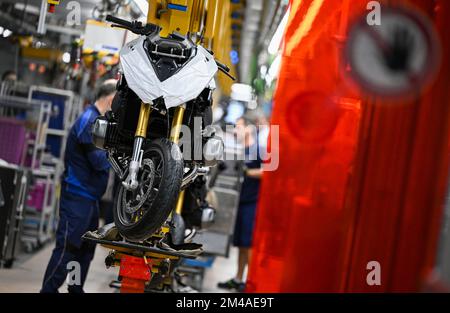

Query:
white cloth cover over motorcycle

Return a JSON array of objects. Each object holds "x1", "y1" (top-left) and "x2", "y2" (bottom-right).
[{"x1": 120, "y1": 36, "x2": 218, "y2": 109}]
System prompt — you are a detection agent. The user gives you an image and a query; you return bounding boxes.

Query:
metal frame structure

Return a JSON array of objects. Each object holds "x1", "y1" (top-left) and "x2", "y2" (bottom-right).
[
  {"x1": 0, "y1": 164, "x2": 29, "y2": 268},
  {"x1": 82, "y1": 1, "x2": 243, "y2": 292},
  {"x1": 0, "y1": 94, "x2": 59, "y2": 252},
  {"x1": 82, "y1": 234, "x2": 196, "y2": 293},
  {"x1": 147, "y1": 0, "x2": 238, "y2": 95},
  {"x1": 0, "y1": 95, "x2": 52, "y2": 169},
  {"x1": 25, "y1": 86, "x2": 81, "y2": 249},
  {"x1": 22, "y1": 169, "x2": 56, "y2": 250},
  {"x1": 28, "y1": 85, "x2": 80, "y2": 162}
]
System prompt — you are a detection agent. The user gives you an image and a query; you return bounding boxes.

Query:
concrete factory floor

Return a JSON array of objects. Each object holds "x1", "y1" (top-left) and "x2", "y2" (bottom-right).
[{"x1": 0, "y1": 241, "x2": 238, "y2": 293}]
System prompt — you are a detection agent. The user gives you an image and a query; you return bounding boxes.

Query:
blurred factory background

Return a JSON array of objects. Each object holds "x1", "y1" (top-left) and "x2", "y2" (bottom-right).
[{"x1": 0, "y1": 0, "x2": 449, "y2": 294}]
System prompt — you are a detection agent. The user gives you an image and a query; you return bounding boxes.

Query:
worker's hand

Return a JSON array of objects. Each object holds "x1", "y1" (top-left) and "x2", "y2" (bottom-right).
[{"x1": 245, "y1": 168, "x2": 263, "y2": 179}]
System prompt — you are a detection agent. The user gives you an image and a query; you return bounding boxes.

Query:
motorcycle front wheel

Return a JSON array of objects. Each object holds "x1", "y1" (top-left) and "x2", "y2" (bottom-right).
[{"x1": 113, "y1": 138, "x2": 184, "y2": 242}]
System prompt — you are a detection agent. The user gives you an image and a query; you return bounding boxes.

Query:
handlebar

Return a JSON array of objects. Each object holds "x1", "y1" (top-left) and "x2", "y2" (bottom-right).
[
  {"x1": 106, "y1": 15, "x2": 134, "y2": 28},
  {"x1": 106, "y1": 15, "x2": 235, "y2": 81},
  {"x1": 105, "y1": 15, "x2": 159, "y2": 36},
  {"x1": 215, "y1": 60, "x2": 230, "y2": 73},
  {"x1": 215, "y1": 60, "x2": 235, "y2": 81}
]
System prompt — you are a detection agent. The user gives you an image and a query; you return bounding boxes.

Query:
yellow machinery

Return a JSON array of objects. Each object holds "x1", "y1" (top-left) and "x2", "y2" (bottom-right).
[
  {"x1": 47, "y1": 1, "x2": 60, "y2": 13},
  {"x1": 83, "y1": 0, "x2": 240, "y2": 293},
  {"x1": 144, "y1": 0, "x2": 238, "y2": 238},
  {"x1": 147, "y1": 0, "x2": 238, "y2": 96},
  {"x1": 145, "y1": 0, "x2": 239, "y2": 226},
  {"x1": 45, "y1": 0, "x2": 239, "y2": 94}
]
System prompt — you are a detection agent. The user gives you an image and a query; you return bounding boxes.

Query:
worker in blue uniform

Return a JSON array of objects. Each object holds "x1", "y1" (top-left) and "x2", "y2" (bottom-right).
[
  {"x1": 41, "y1": 80, "x2": 117, "y2": 293},
  {"x1": 218, "y1": 115, "x2": 263, "y2": 292}
]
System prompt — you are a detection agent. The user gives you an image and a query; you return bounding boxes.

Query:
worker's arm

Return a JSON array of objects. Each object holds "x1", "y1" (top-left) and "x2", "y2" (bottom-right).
[
  {"x1": 81, "y1": 142, "x2": 111, "y2": 171},
  {"x1": 76, "y1": 113, "x2": 111, "y2": 171},
  {"x1": 244, "y1": 138, "x2": 264, "y2": 179}
]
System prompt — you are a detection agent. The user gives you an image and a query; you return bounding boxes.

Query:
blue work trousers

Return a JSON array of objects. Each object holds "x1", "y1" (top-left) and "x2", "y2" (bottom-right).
[{"x1": 41, "y1": 189, "x2": 98, "y2": 293}]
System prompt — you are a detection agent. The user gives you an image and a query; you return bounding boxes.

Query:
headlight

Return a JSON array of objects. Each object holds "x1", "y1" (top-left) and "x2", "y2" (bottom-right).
[{"x1": 92, "y1": 117, "x2": 109, "y2": 150}]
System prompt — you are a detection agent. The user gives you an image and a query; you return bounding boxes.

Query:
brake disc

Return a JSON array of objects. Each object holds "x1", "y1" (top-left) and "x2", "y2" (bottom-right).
[{"x1": 123, "y1": 159, "x2": 155, "y2": 214}]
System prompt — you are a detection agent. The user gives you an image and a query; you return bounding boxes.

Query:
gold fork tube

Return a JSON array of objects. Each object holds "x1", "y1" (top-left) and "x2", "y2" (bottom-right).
[
  {"x1": 171, "y1": 106, "x2": 186, "y2": 216},
  {"x1": 175, "y1": 190, "x2": 186, "y2": 215},
  {"x1": 135, "y1": 102, "x2": 152, "y2": 138},
  {"x1": 170, "y1": 106, "x2": 186, "y2": 144}
]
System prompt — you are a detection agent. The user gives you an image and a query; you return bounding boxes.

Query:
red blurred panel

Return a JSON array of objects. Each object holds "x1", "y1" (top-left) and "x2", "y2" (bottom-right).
[
  {"x1": 397, "y1": 0, "x2": 450, "y2": 291},
  {"x1": 247, "y1": 0, "x2": 365, "y2": 292},
  {"x1": 247, "y1": 0, "x2": 450, "y2": 293},
  {"x1": 344, "y1": 0, "x2": 450, "y2": 292}
]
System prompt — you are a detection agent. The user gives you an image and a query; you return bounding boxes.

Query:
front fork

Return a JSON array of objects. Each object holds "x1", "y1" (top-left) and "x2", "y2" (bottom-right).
[
  {"x1": 170, "y1": 106, "x2": 186, "y2": 221},
  {"x1": 122, "y1": 102, "x2": 152, "y2": 190},
  {"x1": 122, "y1": 102, "x2": 186, "y2": 192}
]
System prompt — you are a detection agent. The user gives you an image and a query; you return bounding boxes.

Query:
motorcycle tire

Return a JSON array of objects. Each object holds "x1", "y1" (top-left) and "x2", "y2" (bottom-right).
[{"x1": 113, "y1": 138, "x2": 184, "y2": 242}]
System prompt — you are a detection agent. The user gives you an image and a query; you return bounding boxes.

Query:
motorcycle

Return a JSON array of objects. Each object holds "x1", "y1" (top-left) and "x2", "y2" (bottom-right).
[{"x1": 92, "y1": 15, "x2": 233, "y2": 242}]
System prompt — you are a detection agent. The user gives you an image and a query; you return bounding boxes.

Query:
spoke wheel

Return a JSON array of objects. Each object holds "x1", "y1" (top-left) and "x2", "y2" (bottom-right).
[{"x1": 114, "y1": 138, "x2": 184, "y2": 242}]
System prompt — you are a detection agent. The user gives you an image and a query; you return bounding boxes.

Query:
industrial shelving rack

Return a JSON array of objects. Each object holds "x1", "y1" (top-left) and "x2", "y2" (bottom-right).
[
  {"x1": 0, "y1": 95, "x2": 55, "y2": 251},
  {"x1": 0, "y1": 163, "x2": 29, "y2": 268},
  {"x1": 28, "y1": 86, "x2": 80, "y2": 162},
  {"x1": 0, "y1": 86, "x2": 81, "y2": 252},
  {"x1": 22, "y1": 86, "x2": 80, "y2": 251},
  {"x1": 0, "y1": 95, "x2": 51, "y2": 168}
]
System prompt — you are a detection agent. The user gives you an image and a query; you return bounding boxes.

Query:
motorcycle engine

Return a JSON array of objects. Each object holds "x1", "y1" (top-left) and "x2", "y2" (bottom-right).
[{"x1": 92, "y1": 116, "x2": 120, "y2": 150}]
